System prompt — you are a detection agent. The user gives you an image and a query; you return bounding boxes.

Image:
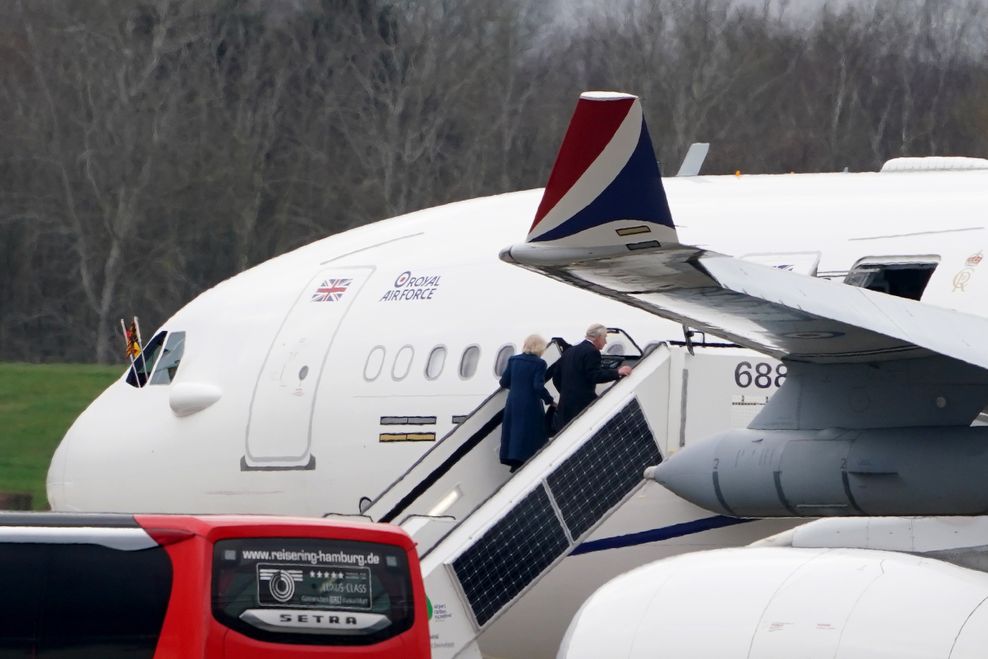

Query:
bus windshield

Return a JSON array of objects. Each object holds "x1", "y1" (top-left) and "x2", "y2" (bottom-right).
[{"x1": 212, "y1": 536, "x2": 415, "y2": 647}]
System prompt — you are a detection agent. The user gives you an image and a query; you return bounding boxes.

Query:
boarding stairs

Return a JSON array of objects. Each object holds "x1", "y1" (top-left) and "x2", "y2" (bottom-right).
[{"x1": 362, "y1": 336, "x2": 768, "y2": 658}]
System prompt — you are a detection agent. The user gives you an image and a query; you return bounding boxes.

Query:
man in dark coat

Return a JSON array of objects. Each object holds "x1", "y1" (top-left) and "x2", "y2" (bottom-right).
[
  {"x1": 499, "y1": 335, "x2": 555, "y2": 471},
  {"x1": 553, "y1": 323, "x2": 631, "y2": 431}
]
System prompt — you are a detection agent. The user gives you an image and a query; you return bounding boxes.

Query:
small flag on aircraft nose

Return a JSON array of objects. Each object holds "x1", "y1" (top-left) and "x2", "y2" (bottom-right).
[
  {"x1": 121, "y1": 318, "x2": 142, "y2": 358},
  {"x1": 311, "y1": 278, "x2": 352, "y2": 302}
]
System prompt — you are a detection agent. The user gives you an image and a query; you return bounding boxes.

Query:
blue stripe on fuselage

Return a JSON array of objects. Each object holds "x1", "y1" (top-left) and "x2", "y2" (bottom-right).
[{"x1": 570, "y1": 515, "x2": 753, "y2": 556}]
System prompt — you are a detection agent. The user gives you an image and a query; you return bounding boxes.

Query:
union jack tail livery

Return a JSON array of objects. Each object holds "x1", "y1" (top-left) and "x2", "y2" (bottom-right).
[{"x1": 525, "y1": 92, "x2": 677, "y2": 252}]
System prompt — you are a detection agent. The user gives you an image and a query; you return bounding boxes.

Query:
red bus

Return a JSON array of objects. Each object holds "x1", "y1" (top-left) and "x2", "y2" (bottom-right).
[{"x1": 0, "y1": 513, "x2": 430, "y2": 658}]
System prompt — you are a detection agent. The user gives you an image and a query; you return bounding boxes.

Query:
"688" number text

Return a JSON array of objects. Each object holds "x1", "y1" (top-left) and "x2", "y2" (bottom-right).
[{"x1": 733, "y1": 361, "x2": 786, "y2": 389}]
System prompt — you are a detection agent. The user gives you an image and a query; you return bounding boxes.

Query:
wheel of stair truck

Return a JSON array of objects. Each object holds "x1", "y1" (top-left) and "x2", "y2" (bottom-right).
[{"x1": 0, "y1": 513, "x2": 430, "y2": 659}]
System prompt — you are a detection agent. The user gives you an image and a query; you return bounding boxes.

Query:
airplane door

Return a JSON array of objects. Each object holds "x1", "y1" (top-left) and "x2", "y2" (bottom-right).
[{"x1": 244, "y1": 266, "x2": 374, "y2": 468}]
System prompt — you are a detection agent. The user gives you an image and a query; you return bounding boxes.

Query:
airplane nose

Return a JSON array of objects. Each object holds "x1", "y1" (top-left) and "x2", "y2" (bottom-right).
[
  {"x1": 46, "y1": 427, "x2": 72, "y2": 511},
  {"x1": 647, "y1": 437, "x2": 727, "y2": 514},
  {"x1": 44, "y1": 379, "x2": 169, "y2": 513}
]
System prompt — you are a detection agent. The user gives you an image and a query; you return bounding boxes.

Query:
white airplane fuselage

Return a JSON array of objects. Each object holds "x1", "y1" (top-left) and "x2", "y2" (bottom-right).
[
  {"x1": 49, "y1": 167, "x2": 988, "y2": 512},
  {"x1": 50, "y1": 189, "x2": 672, "y2": 515},
  {"x1": 47, "y1": 166, "x2": 988, "y2": 657}
]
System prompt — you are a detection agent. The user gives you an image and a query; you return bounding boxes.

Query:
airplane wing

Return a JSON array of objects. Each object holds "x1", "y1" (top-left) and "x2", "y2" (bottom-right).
[
  {"x1": 504, "y1": 245, "x2": 988, "y2": 367},
  {"x1": 501, "y1": 92, "x2": 988, "y2": 370},
  {"x1": 508, "y1": 92, "x2": 988, "y2": 520}
]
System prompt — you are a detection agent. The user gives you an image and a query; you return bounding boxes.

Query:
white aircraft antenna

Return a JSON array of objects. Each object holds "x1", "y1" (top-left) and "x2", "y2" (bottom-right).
[{"x1": 676, "y1": 142, "x2": 710, "y2": 177}]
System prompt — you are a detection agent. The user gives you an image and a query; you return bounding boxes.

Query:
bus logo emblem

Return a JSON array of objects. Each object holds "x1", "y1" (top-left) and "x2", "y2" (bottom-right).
[{"x1": 258, "y1": 567, "x2": 304, "y2": 603}]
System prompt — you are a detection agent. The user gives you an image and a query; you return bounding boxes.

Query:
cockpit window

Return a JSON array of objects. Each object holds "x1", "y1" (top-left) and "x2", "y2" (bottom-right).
[
  {"x1": 149, "y1": 332, "x2": 186, "y2": 385},
  {"x1": 125, "y1": 331, "x2": 186, "y2": 388},
  {"x1": 126, "y1": 331, "x2": 166, "y2": 388}
]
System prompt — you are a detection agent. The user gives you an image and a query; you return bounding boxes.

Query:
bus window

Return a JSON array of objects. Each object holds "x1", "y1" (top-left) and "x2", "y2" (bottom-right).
[
  {"x1": 212, "y1": 537, "x2": 415, "y2": 646},
  {"x1": 0, "y1": 543, "x2": 42, "y2": 654},
  {"x1": 0, "y1": 521, "x2": 172, "y2": 659},
  {"x1": 40, "y1": 542, "x2": 172, "y2": 656}
]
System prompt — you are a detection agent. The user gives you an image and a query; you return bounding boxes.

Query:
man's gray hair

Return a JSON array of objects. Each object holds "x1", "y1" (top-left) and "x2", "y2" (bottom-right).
[{"x1": 585, "y1": 323, "x2": 608, "y2": 340}]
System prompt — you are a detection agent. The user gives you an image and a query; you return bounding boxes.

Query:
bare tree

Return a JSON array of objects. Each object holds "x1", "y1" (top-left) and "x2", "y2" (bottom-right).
[{"x1": 3, "y1": 0, "x2": 988, "y2": 362}]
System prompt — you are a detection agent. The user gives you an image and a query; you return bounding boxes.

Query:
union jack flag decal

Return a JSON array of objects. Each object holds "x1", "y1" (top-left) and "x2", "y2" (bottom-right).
[{"x1": 311, "y1": 278, "x2": 352, "y2": 302}]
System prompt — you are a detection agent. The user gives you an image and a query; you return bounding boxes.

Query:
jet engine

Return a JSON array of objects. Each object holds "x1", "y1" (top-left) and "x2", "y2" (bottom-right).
[
  {"x1": 648, "y1": 426, "x2": 988, "y2": 517},
  {"x1": 558, "y1": 545, "x2": 988, "y2": 659},
  {"x1": 648, "y1": 356, "x2": 988, "y2": 517}
]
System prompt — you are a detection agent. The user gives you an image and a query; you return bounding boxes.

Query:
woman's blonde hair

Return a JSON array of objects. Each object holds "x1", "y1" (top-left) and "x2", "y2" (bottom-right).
[{"x1": 522, "y1": 334, "x2": 548, "y2": 356}]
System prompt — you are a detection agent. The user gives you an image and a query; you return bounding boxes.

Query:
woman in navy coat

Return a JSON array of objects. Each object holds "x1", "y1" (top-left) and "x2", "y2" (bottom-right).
[{"x1": 499, "y1": 335, "x2": 555, "y2": 471}]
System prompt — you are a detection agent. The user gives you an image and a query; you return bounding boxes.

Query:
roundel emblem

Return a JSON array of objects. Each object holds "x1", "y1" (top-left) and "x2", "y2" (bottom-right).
[
  {"x1": 269, "y1": 570, "x2": 296, "y2": 603},
  {"x1": 781, "y1": 330, "x2": 844, "y2": 340},
  {"x1": 394, "y1": 271, "x2": 412, "y2": 287}
]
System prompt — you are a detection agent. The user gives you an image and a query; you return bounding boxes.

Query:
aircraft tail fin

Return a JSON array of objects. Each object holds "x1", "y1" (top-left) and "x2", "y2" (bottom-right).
[{"x1": 525, "y1": 92, "x2": 678, "y2": 251}]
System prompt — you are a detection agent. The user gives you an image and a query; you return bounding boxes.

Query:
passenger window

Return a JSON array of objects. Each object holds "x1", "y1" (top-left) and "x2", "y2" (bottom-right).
[
  {"x1": 364, "y1": 346, "x2": 386, "y2": 381},
  {"x1": 605, "y1": 342, "x2": 626, "y2": 355},
  {"x1": 844, "y1": 257, "x2": 939, "y2": 300},
  {"x1": 149, "y1": 331, "x2": 186, "y2": 385},
  {"x1": 392, "y1": 345, "x2": 414, "y2": 381},
  {"x1": 493, "y1": 344, "x2": 515, "y2": 377},
  {"x1": 125, "y1": 331, "x2": 167, "y2": 388},
  {"x1": 459, "y1": 345, "x2": 480, "y2": 379},
  {"x1": 425, "y1": 346, "x2": 446, "y2": 380}
]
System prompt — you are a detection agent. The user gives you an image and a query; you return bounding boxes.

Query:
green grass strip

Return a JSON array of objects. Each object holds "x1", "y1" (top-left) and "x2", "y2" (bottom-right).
[{"x1": 0, "y1": 363, "x2": 120, "y2": 509}]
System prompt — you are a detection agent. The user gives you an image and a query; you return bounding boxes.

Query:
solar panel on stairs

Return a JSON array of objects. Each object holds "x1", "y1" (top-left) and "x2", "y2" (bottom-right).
[{"x1": 450, "y1": 398, "x2": 661, "y2": 629}]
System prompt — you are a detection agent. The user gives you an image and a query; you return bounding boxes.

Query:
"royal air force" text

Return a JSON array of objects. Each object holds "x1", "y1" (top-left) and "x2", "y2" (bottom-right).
[{"x1": 379, "y1": 270, "x2": 441, "y2": 302}]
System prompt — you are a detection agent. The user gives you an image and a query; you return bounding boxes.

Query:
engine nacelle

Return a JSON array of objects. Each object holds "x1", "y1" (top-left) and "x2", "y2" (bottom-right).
[
  {"x1": 647, "y1": 427, "x2": 988, "y2": 516},
  {"x1": 559, "y1": 546, "x2": 988, "y2": 658}
]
